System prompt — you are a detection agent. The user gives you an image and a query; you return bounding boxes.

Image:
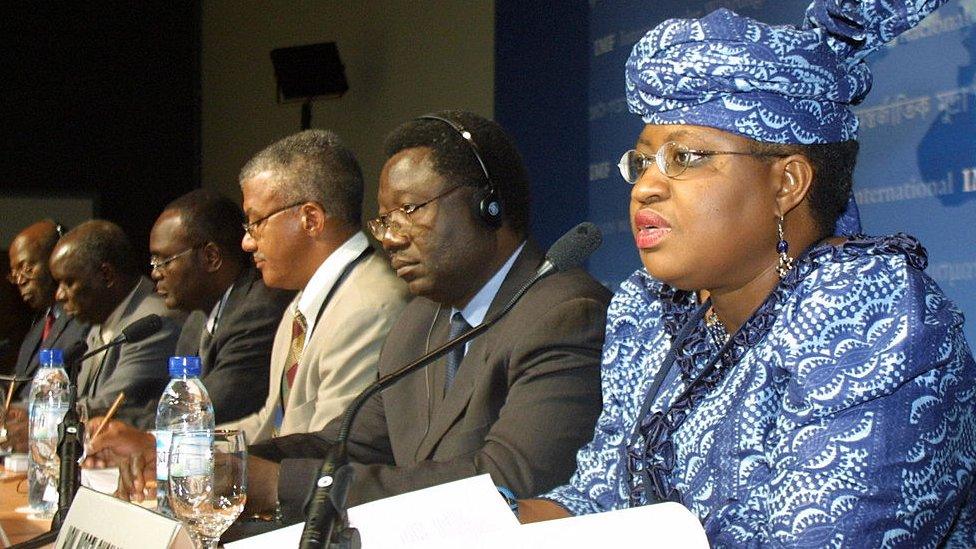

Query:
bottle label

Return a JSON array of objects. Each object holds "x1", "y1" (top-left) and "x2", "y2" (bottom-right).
[
  {"x1": 155, "y1": 430, "x2": 172, "y2": 482},
  {"x1": 30, "y1": 403, "x2": 69, "y2": 443},
  {"x1": 167, "y1": 432, "x2": 213, "y2": 478}
]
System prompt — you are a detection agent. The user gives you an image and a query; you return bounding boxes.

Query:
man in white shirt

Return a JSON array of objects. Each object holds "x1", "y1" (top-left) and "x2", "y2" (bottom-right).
[{"x1": 225, "y1": 129, "x2": 409, "y2": 443}]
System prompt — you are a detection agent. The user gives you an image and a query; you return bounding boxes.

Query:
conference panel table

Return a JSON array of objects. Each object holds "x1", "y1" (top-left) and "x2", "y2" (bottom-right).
[{"x1": 0, "y1": 466, "x2": 51, "y2": 547}]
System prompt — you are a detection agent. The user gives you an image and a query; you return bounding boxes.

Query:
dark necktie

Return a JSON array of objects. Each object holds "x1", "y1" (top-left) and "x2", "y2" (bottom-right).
[{"x1": 444, "y1": 312, "x2": 471, "y2": 394}]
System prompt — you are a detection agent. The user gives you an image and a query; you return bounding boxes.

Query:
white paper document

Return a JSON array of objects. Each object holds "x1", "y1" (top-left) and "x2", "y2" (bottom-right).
[
  {"x1": 81, "y1": 467, "x2": 121, "y2": 494},
  {"x1": 227, "y1": 474, "x2": 516, "y2": 548},
  {"x1": 229, "y1": 473, "x2": 709, "y2": 548},
  {"x1": 346, "y1": 473, "x2": 520, "y2": 547}
]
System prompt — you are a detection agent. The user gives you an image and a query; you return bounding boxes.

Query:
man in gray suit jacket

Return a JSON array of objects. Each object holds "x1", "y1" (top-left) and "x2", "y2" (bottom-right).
[
  {"x1": 4, "y1": 220, "x2": 88, "y2": 451},
  {"x1": 146, "y1": 190, "x2": 294, "y2": 428},
  {"x1": 247, "y1": 112, "x2": 611, "y2": 518},
  {"x1": 49, "y1": 220, "x2": 184, "y2": 425}
]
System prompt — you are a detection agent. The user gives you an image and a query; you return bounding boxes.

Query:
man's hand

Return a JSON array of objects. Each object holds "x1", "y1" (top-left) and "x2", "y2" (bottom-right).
[
  {"x1": 243, "y1": 455, "x2": 280, "y2": 515},
  {"x1": 84, "y1": 418, "x2": 156, "y2": 468},
  {"x1": 3, "y1": 406, "x2": 29, "y2": 453},
  {"x1": 517, "y1": 498, "x2": 572, "y2": 524},
  {"x1": 116, "y1": 450, "x2": 157, "y2": 502},
  {"x1": 84, "y1": 418, "x2": 157, "y2": 501}
]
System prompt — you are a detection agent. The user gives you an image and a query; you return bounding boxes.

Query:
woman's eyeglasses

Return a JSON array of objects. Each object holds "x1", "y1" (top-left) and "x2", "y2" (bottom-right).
[{"x1": 618, "y1": 141, "x2": 788, "y2": 182}]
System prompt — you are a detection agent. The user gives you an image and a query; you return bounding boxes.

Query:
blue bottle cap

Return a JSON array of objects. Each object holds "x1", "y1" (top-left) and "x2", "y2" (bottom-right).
[
  {"x1": 39, "y1": 348, "x2": 64, "y2": 366},
  {"x1": 168, "y1": 356, "x2": 202, "y2": 378}
]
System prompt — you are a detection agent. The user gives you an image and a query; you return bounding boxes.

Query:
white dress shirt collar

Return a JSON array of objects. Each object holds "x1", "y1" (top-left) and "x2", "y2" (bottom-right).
[
  {"x1": 453, "y1": 241, "x2": 526, "y2": 328},
  {"x1": 294, "y1": 231, "x2": 370, "y2": 348}
]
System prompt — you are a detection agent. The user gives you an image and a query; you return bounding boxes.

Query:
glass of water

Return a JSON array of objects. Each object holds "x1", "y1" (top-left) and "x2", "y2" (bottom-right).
[{"x1": 168, "y1": 430, "x2": 247, "y2": 549}]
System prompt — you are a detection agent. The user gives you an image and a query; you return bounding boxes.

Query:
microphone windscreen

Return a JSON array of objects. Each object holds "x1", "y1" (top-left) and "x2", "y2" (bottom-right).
[
  {"x1": 545, "y1": 222, "x2": 603, "y2": 272},
  {"x1": 120, "y1": 314, "x2": 163, "y2": 343}
]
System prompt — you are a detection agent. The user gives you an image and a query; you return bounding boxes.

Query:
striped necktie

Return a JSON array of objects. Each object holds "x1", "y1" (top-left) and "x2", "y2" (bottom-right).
[{"x1": 283, "y1": 310, "x2": 308, "y2": 400}]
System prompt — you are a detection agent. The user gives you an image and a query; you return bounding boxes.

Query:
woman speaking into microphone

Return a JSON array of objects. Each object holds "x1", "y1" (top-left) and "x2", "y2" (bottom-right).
[{"x1": 521, "y1": 1, "x2": 976, "y2": 546}]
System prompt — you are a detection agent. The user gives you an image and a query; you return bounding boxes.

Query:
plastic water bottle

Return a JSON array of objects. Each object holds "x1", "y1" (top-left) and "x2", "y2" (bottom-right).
[
  {"x1": 27, "y1": 348, "x2": 70, "y2": 515},
  {"x1": 155, "y1": 356, "x2": 214, "y2": 515}
]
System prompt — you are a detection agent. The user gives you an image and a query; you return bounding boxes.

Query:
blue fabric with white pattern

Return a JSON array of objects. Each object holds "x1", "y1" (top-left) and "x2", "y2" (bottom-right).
[
  {"x1": 544, "y1": 234, "x2": 976, "y2": 547},
  {"x1": 625, "y1": 0, "x2": 949, "y2": 145}
]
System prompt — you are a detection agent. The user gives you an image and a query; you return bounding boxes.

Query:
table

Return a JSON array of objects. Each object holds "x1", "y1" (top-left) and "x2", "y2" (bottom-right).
[{"x1": 0, "y1": 465, "x2": 51, "y2": 547}]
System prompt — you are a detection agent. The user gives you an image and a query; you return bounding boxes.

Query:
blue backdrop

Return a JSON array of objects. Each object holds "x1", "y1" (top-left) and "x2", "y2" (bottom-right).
[{"x1": 584, "y1": 0, "x2": 976, "y2": 345}]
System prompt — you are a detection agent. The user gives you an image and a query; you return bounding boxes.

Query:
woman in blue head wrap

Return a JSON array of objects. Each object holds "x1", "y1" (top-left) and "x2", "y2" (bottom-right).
[{"x1": 520, "y1": 1, "x2": 976, "y2": 547}]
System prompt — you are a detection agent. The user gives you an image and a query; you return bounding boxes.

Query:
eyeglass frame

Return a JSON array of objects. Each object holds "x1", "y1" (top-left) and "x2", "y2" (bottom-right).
[
  {"x1": 241, "y1": 201, "x2": 307, "y2": 239},
  {"x1": 618, "y1": 141, "x2": 790, "y2": 183},
  {"x1": 6, "y1": 262, "x2": 41, "y2": 284},
  {"x1": 367, "y1": 184, "x2": 463, "y2": 240},
  {"x1": 149, "y1": 247, "x2": 198, "y2": 272}
]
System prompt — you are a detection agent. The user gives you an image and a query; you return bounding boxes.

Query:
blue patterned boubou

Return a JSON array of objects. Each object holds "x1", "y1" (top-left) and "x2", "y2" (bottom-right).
[{"x1": 545, "y1": 234, "x2": 976, "y2": 548}]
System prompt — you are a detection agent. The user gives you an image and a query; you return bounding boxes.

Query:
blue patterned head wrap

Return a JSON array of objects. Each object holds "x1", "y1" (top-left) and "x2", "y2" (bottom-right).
[
  {"x1": 626, "y1": 0, "x2": 948, "y2": 144},
  {"x1": 626, "y1": 0, "x2": 949, "y2": 234}
]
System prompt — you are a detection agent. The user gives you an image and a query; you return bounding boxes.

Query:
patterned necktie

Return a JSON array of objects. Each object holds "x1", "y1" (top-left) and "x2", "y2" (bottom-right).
[
  {"x1": 444, "y1": 312, "x2": 471, "y2": 393},
  {"x1": 41, "y1": 310, "x2": 55, "y2": 342},
  {"x1": 284, "y1": 310, "x2": 308, "y2": 391}
]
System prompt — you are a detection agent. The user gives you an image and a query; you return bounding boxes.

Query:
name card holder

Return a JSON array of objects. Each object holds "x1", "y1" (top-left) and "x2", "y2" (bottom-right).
[{"x1": 55, "y1": 487, "x2": 194, "y2": 549}]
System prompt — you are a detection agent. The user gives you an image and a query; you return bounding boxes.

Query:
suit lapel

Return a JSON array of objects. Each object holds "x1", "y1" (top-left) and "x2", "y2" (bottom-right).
[
  {"x1": 44, "y1": 308, "x2": 72, "y2": 348},
  {"x1": 76, "y1": 327, "x2": 101, "y2": 397},
  {"x1": 15, "y1": 315, "x2": 45, "y2": 380},
  {"x1": 414, "y1": 243, "x2": 543, "y2": 459}
]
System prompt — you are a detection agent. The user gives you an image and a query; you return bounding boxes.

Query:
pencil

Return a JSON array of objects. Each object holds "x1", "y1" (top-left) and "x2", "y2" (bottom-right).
[
  {"x1": 91, "y1": 392, "x2": 126, "y2": 441},
  {"x1": 1, "y1": 381, "x2": 14, "y2": 424}
]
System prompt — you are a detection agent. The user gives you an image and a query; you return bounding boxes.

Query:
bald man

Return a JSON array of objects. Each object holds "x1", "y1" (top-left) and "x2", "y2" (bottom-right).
[
  {"x1": 4, "y1": 221, "x2": 89, "y2": 451},
  {"x1": 8, "y1": 220, "x2": 89, "y2": 400},
  {"x1": 49, "y1": 220, "x2": 184, "y2": 425}
]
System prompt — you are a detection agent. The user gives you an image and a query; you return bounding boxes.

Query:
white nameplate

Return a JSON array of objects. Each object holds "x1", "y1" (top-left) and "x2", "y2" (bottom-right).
[{"x1": 55, "y1": 487, "x2": 195, "y2": 549}]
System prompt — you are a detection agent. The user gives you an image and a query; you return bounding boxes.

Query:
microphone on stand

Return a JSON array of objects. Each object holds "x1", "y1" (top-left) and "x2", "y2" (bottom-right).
[{"x1": 298, "y1": 223, "x2": 603, "y2": 549}]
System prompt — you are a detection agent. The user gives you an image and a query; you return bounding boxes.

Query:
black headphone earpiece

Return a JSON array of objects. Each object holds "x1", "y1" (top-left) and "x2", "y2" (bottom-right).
[{"x1": 416, "y1": 114, "x2": 503, "y2": 228}]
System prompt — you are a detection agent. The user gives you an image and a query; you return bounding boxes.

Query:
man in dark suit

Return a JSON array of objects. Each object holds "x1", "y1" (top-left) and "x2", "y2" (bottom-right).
[
  {"x1": 8, "y1": 221, "x2": 88, "y2": 399},
  {"x1": 3, "y1": 220, "x2": 88, "y2": 451},
  {"x1": 146, "y1": 189, "x2": 294, "y2": 426},
  {"x1": 49, "y1": 220, "x2": 184, "y2": 425},
  {"x1": 245, "y1": 111, "x2": 611, "y2": 518}
]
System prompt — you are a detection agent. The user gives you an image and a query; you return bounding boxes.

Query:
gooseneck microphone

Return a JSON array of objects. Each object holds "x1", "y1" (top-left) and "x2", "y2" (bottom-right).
[{"x1": 299, "y1": 223, "x2": 602, "y2": 549}]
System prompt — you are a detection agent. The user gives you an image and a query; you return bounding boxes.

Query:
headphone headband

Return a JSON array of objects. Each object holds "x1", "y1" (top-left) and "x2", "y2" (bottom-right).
[{"x1": 415, "y1": 114, "x2": 502, "y2": 227}]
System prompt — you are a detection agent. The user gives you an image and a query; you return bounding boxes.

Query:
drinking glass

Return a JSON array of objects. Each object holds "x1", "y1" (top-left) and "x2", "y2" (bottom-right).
[{"x1": 168, "y1": 430, "x2": 247, "y2": 549}]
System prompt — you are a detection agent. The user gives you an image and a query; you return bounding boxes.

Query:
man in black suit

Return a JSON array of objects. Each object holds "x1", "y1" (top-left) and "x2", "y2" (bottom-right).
[
  {"x1": 145, "y1": 189, "x2": 294, "y2": 426},
  {"x1": 4, "y1": 220, "x2": 88, "y2": 450},
  {"x1": 246, "y1": 111, "x2": 611, "y2": 518}
]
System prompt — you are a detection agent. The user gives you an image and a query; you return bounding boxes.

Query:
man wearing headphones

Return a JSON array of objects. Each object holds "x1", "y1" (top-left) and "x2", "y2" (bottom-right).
[{"x1": 245, "y1": 111, "x2": 611, "y2": 518}]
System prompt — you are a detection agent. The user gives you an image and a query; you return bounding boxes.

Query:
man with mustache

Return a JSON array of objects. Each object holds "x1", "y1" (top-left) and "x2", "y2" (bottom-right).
[{"x1": 224, "y1": 129, "x2": 409, "y2": 443}]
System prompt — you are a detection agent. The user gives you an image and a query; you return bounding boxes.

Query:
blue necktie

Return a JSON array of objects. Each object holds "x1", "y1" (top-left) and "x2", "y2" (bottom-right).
[{"x1": 444, "y1": 312, "x2": 470, "y2": 393}]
